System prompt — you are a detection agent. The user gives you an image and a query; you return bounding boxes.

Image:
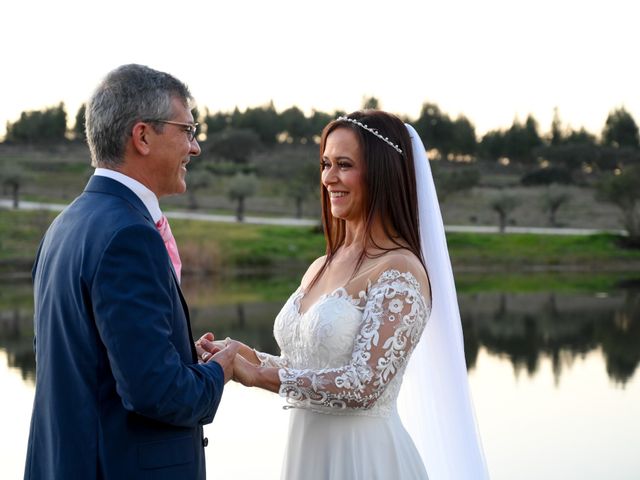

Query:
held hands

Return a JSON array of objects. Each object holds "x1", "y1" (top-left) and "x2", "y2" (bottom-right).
[
  {"x1": 195, "y1": 332, "x2": 224, "y2": 363},
  {"x1": 195, "y1": 332, "x2": 261, "y2": 388},
  {"x1": 195, "y1": 332, "x2": 240, "y2": 384}
]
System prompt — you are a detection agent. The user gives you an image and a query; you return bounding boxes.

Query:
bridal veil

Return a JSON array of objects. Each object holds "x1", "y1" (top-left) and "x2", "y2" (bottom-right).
[{"x1": 397, "y1": 123, "x2": 490, "y2": 479}]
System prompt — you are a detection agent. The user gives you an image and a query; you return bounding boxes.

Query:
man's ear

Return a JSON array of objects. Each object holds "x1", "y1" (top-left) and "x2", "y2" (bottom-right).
[{"x1": 131, "y1": 122, "x2": 152, "y2": 156}]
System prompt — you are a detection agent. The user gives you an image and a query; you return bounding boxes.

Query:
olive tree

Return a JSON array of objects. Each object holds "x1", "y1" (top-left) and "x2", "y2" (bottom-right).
[
  {"x1": 597, "y1": 165, "x2": 640, "y2": 246},
  {"x1": 227, "y1": 172, "x2": 259, "y2": 222},
  {"x1": 490, "y1": 193, "x2": 521, "y2": 233}
]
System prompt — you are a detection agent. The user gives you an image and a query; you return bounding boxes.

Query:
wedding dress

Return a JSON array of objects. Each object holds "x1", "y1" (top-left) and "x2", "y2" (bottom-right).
[{"x1": 256, "y1": 267, "x2": 431, "y2": 480}]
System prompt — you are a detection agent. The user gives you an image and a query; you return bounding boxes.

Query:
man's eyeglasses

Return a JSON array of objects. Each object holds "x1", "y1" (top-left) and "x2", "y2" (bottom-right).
[{"x1": 151, "y1": 120, "x2": 199, "y2": 142}]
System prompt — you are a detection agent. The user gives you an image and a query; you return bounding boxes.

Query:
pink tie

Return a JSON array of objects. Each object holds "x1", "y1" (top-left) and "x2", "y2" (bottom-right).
[{"x1": 156, "y1": 215, "x2": 182, "y2": 283}]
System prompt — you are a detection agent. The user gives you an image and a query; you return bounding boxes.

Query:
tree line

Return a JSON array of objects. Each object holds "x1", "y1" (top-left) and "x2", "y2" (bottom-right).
[
  {"x1": 2, "y1": 98, "x2": 640, "y2": 244},
  {"x1": 4, "y1": 98, "x2": 639, "y2": 161}
]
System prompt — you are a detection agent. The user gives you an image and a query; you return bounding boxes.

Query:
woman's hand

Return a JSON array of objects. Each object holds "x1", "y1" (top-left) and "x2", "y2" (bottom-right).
[
  {"x1": 232, "y1": 353, "x2": 259, "y2": 387},
  {"x1": 196, "y1": 333, "x2": 261, "y2": 365}
]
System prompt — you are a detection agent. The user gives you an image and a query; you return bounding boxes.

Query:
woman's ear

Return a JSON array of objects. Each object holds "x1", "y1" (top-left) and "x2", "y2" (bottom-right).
[{"x1": 131, "y1": 122, "x2": 152, "y2": 156}]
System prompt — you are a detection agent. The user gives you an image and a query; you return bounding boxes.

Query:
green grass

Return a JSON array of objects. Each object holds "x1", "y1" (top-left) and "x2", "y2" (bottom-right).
[
  {"x1": 447, "y1": 232, "x2": 640, "y2": 267},
  {"x1": 2, "y1": 209, "x2": 640, "y2": 278},
  {"x1": 172, "y1": 219, "x2": 325, "y2": 272},
  {"x1": 453, "y1": 271, "x2": 638, "y2": 294},
  {"x1": 0, "y1": 210, "x2": 56, "y2": 270}
]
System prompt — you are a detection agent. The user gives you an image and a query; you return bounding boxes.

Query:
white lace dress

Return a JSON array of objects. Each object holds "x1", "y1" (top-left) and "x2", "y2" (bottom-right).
[{"x1": 256, "y1": 269, "x2": 431, "y2": 480}]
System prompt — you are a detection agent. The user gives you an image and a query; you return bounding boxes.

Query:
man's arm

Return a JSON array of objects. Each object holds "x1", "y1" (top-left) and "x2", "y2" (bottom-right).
[{"x1": 93, "y1": 223, "x2": 231, "y2": 427}]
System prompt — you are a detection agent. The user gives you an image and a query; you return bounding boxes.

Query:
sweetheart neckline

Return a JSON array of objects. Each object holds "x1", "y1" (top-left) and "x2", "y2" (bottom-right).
[
  {"x1": 293, "y1": 269, "x2": 424, "y2": 317},
  {"x1": 293, "y1": 286, "x2": 364, "y2": 317}
]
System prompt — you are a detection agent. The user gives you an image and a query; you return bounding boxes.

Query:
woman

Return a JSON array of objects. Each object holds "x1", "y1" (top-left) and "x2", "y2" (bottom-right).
[{"x1": 201, "y1": 111, "x2": 488, "y2": 479}]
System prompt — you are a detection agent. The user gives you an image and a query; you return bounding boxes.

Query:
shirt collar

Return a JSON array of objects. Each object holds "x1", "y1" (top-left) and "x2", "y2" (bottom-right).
[{"x1": 93, "y1": 168, "x2": 162, "y2": 223}]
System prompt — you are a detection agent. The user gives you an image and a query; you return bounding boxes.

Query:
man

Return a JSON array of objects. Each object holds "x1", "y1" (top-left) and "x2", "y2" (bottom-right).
[{"x1": 24, "y1": 64, "x2": 237, "y2": 479}]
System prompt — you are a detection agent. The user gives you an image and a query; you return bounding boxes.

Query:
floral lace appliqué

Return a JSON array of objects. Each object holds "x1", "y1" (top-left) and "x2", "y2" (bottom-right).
[{"x1": 269, "y1": 270, "x2": 430, "y2": 416}]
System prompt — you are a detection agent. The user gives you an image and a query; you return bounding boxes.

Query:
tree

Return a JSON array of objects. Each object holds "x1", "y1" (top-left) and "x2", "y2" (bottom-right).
[
  {"x1": 185, "y1": 162, "x2": 213, "y2": 210},
  {"x1": 208, "y1": 128, "x2": 262, "y2": 164},
  {"x1": 204, "y1": 109, "x2": 230, "y2": 138},
  {"x1": 361, "y1": 96, "x2": 380, "y2": 110},
  {"x1": 602, "y1": 107, "x2": 639, "y2": 149},
  {"x1": 73, "y1": 103, "x2": 86, "y2": 141},
  {"x1": 550, "y1": 108, "x2": 564, "y2": 146},
  {"x1": 541, "y1": 185, "x2": 571, "y2": 227},
  {"x1": 0, "y1": 164, "x2": 27, "y2": 208},
  {"x1": 479, "y1": 130, "x2": 506, "y2": 161},
  {"x1": 280, "y1": 106, "x2": 311, "y2": 144},
  {"x1": 227, "y1": 172, "x2": 258, "y2": 221},
  {"x1": 233, "y1": 102, "x2": 281, "y2": 145},
  {"x1": 5, "y1": 103, "x2": 67, "y2": 144},
  {"x1": 451, "y1": 115, "x2": 477, "y2": 157},
  {"x1": 415, "y1": 102, "x2": 455, "y2": 160},
  {"x1": 490, "y1": 193, "x2": 521, "y2": 233},
  {"x1": 597, "y1": 165, "x2": 640, "y2": 245},
  {"x1": 503, "y1": 115, "x2": 543, "y2": 165},
  {"x1": 535, "y1": 143, "x2": 600, "y2": 173},
  {"x1": 433, "y1": 166, "x2": 480, "y2": 202},
  {"x1": 521, "y1": 167, "x2": 572, "y2": 186},
  {"x1": 285, "y1": 160, "x2": 319, "y2": 218},
  {"x1": 309, "y1": 110, "x2": 333, "y2": 143},
  {"x1": 565, "y1": 128, "x2": 596, "y2": 146}
]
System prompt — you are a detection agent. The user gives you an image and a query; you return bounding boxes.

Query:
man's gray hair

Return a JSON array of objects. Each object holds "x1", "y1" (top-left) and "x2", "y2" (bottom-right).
[{"x1": 85, "y1": 64, "x2": 193, "y2": 168}]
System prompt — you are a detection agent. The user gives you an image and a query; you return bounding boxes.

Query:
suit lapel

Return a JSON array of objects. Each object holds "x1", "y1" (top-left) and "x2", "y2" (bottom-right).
[
  {"x1": 84, "y1": 175, "x2": 154, "y2": 224},
  {"x1": 84, "y1": 175, "x2": 198, "y2": 362}
]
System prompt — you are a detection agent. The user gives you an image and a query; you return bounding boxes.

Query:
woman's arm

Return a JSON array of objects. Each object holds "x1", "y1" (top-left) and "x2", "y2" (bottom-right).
[
  {"x1": 232, "y1": 354, "x2": 280, "y2": 393},
  {"x1": 235, "y1": 269, "x2": 430, "y2": 410}
]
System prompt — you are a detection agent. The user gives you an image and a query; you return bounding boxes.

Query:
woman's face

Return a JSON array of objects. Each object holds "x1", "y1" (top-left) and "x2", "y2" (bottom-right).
[{"x1": 321, "y1": 127, "x2": 366, "y2": 222}]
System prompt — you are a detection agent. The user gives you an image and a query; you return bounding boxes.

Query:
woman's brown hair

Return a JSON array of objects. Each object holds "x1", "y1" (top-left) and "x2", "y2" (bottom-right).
[{"x1": 309, "y1": 110, "x2": 426, "y2": 289}]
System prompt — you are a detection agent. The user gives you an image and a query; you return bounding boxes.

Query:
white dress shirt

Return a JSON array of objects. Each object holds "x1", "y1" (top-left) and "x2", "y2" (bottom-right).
[{"x1": 93, "y1": 168, "x2": 162, "y2": 224}]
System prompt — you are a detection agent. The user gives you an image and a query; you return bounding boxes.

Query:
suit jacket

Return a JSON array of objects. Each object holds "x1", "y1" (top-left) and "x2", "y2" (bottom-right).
[{"x1": 25, "y1": 175, "x2": 225, "y2": 479}]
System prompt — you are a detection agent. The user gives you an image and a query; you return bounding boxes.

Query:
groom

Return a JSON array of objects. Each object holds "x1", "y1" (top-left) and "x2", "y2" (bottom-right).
[{"x1": 24, "y1": 64, "x2": 238, "y2": 479}]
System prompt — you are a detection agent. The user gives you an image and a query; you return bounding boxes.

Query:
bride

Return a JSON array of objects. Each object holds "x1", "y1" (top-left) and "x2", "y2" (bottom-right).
[{"x1": 199, "y1": 111, "x2": 489, "y2": 479}]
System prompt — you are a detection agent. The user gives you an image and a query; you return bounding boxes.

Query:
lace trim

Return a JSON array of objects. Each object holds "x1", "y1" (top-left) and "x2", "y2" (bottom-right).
[
  {"x1": 255, "y1": 350, "x2": 288, "y2": 368},
  {"x1": 278, "y1": 269, "x2": 429, "y2": 413},
  {"x1": 294, "y1": 269, "x2": 423, "y2": 316}
]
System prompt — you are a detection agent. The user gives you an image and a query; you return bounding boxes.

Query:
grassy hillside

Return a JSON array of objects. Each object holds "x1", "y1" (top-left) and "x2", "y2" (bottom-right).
[
  {"x1": 0, "y1": 143, "x2": 626, "y2": 230},
  {"x1": 2, "y1": 209, "x2": 639, "y2": 278}
]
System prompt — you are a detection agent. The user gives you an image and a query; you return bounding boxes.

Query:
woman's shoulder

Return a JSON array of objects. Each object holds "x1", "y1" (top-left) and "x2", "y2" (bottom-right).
[
  {"x1": 376, "y1": 249, "x2": 425, "y2": 274},
  {"x1": 300, "y1": 255, "x2": 327, "y2": 287},
  {"x1": 369, "y1": 250, "x2": 430, "y2": 295}
]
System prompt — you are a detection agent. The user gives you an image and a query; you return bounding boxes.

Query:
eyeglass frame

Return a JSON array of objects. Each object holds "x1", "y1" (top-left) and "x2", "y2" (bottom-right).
[{"x1": 146, "y1": 119, "x2": 199, "y2": 142}]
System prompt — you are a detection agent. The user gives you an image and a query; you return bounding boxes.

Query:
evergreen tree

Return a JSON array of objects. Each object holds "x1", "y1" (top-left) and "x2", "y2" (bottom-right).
[
  {"x1": 602, "y1": 107, "x2": 639, "y2": 149},
  {"x1": 73, "y1": 103, "x2": 86, "y2": 141}
]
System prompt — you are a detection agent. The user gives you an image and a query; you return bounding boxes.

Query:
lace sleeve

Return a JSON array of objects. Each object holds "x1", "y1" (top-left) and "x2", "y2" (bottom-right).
[
  {"x1": 255, "y1": 350, "x2": 289, "y2": 368},
  {"x1": 278, "y1": 270, "x2": 429, "y2": 410}
]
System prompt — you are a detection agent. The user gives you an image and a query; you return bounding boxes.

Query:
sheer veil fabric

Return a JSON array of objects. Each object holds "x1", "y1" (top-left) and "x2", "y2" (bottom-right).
[{"x1": 397, "y1": 124, "x2": 490, "y2": 479}]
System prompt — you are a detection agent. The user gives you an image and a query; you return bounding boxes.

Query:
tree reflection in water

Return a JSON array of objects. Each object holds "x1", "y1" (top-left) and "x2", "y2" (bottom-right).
[
  {"x1": 458, "y1": 287, "x2": 640, "y2": 384},
  {"x1": 1, "y1": 277, "x2": 639, "y2": 386}
]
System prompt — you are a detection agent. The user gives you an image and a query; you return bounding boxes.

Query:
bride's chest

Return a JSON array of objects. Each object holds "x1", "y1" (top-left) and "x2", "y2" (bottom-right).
[{"x1": 273, "y1": 290, "x2": 364, "y2": 367}]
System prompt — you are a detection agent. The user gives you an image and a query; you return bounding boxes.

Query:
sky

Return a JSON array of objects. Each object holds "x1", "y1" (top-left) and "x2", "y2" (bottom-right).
[{"x1": 1, "y1": 0, "x2": 638, "y2": 139}]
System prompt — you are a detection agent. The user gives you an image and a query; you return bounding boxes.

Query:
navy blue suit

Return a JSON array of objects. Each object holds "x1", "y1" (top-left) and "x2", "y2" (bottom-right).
[{"x1": 25, "y1": 175, "x2": 225, "y2": 479}]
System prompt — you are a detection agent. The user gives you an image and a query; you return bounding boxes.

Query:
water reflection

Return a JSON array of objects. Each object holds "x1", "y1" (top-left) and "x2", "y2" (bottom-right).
[
  {"x1": 0, "y1": 282, "x2": 34, "y2": 383},
  {"x1": 459, "y1": 289, "x2": 640, "y2": 384},
  {"x1": 1, "y1": 275, "x2": 639, "y2": 386}
]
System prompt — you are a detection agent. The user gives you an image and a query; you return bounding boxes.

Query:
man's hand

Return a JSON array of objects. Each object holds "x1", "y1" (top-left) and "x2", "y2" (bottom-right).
[
  {"x1": 195, "y1": 332, "x2": 227, "y2": 363},
  {"x1": 207, "y1": 340, "x2": 241, "y2": 384}
]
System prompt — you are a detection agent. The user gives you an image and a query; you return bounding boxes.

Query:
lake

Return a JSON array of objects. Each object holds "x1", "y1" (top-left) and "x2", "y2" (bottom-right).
[{"x1": 1, "y1": 272, "x2": 639, "y2": 479}]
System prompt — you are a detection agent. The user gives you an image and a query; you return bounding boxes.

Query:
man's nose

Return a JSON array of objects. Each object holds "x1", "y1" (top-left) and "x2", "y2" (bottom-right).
[{"x1": 190, "y1": 139, "x2": 201, "y2": 156}]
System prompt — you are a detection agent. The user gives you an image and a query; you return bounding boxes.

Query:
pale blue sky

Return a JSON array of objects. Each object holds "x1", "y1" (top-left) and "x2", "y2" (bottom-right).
[{"x1": 1, "y1": 0, "x2": 638, "y2": 138}]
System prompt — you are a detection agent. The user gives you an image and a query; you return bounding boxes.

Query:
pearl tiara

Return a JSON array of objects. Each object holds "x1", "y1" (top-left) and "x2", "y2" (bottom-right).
[{"x1": 336, "y1": 116, "x2": 403, "y2": 155}]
